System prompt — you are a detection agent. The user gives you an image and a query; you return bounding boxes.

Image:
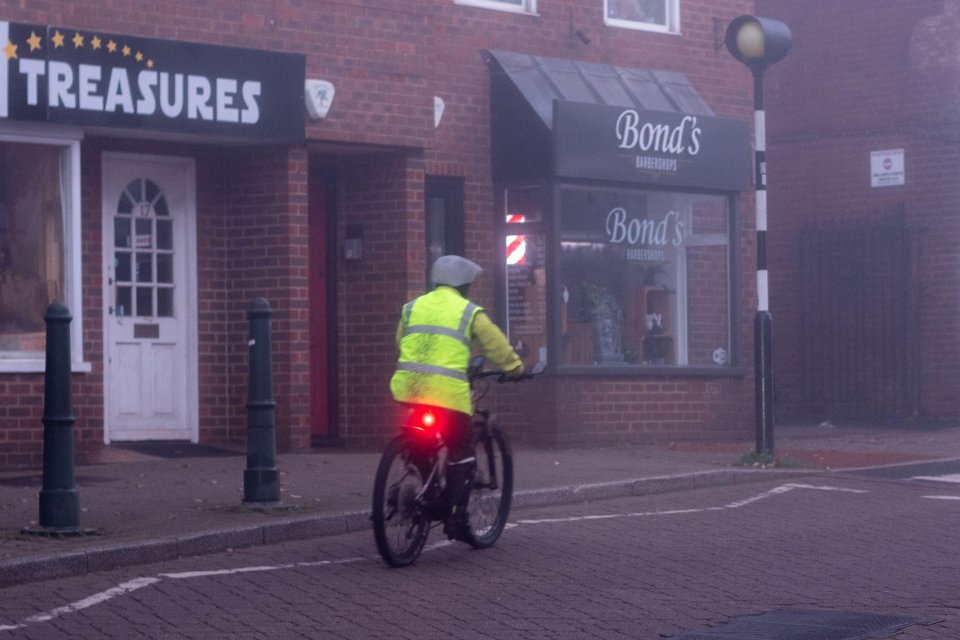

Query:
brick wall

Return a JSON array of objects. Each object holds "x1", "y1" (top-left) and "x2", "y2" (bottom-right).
[
  {"x1": 757, "y1": 0, "x2": 960, "y2": 422},
  {"x1": 334, "y1": 153, "x2": 426, "y2": 448},
  {"x1": 220, "y1": 147, "x2": 311, "y2": 451},
  {"x1": 0, "y1": 375, "x2": 45, "y2": 467},
  {"x1": 492, "y1": 373, "x2": 751, "y2": 447}
]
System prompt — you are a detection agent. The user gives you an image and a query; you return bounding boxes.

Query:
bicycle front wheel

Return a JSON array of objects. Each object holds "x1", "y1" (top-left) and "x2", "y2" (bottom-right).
[
  {"x1": 465, "y1": 425, "x2": 513, "y2": 549},
  {"x1": 371, "y1": 436, "x2": 429, "y2": 567}
]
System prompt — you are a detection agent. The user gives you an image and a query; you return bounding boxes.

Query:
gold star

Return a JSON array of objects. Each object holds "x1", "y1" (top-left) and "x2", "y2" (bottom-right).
[
  {"x1": 147, "y1": 59, "x2": 154, "y2": 68},
  {"x1": 107, "y1": 39, "x2": 117, "y2": 53},
  {"x1": 72, "y1": 32, "x2": 84, "y2": 48},
  {"x1": 2, "y1": 40, "x2": 17, "y2": 60},
  {"x1": 91, "y1": 35, "x2": 102, "y2": 50},
  {"x1": 51, "y1": 30, "x2": 65, "y2": 48},
  {"x1": 122, "y1": 44, "x2": 131, "y2": 56},
  {"x1": 27, "y1": 30, "x2": 42, "y2": 51},
  {"x1": 135, "y1": 51, "x2": 143, "y2": 62}
]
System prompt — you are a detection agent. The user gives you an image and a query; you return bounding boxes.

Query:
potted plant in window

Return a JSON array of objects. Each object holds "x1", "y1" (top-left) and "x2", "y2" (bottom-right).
[{"x1": 575, "y1": 283, "x2": 624, "y2": 364}]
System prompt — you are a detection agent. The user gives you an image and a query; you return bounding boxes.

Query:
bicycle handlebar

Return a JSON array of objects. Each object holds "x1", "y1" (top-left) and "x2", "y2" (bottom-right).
[
  {"x1": 468, "y1": 360, "x2": 545, "y2": 384},
  {"x1": 470, "y1": 371, "x2": 526, "y2": 383}
]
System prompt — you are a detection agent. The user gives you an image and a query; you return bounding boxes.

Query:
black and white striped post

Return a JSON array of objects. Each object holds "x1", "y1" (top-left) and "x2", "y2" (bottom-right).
[{"x1": 725, "y1": 15, "x2": 791, "y2": 456}]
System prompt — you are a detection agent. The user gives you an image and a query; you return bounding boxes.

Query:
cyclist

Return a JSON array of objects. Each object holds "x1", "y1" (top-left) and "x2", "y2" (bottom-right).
[{"x1": 390, "y1": 254, "x2": 524, "y2": 541}]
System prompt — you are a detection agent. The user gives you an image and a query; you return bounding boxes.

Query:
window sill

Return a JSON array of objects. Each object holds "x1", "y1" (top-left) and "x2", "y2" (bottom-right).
[
  {"x1": 603, "y1": 18, "x2": 679, "y2": 35},
  {"x1": 556, "y1": 365, "x2": 749, "y2": 377},
  {"x1": 453, "y1": 0, "x2": 538, "y2": 16},
  {"x1": 0, "y1": 359, "x2": 93, "y2": 374}
]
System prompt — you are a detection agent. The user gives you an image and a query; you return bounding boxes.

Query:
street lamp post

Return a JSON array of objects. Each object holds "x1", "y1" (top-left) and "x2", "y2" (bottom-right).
[{"x1": 725, "y1": 15, "x2": 791, "y2": 457}]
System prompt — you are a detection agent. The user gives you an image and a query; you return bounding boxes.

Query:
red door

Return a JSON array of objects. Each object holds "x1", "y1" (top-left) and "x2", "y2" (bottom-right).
[{"x1": 308, "y1": 175, "x2": 329, "y2": 439}]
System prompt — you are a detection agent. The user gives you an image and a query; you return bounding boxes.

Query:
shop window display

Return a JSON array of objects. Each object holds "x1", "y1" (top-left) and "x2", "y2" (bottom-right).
[
  {"x1": 559, "y1": 185, "x2": 730, "y2": 368},
  {"x1": 0, "y1": 142, "x2": 65, "y2": 357}
]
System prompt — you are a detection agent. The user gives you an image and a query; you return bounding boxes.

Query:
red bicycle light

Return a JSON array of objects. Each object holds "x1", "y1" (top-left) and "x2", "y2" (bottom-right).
[{"x1": 404, "y1": 406, "x2": 443, "y2": 437}]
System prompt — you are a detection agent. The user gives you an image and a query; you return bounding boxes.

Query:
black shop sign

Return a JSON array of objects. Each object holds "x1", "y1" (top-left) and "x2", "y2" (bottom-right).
[
  {"x1": 0, "y1": 21, "x2": 304, "y2": 141},
  {"x1": 554, "y1": 101, "x2": 749, "y2": 191}
]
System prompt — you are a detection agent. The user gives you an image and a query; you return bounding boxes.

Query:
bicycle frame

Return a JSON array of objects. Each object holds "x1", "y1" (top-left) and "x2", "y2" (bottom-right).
[{"x1": 471, "y1": 409, "x2": 499, "y2": 491}]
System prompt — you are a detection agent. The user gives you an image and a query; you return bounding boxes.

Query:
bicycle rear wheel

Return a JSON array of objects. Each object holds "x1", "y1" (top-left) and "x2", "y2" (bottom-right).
[
  {"x1": 371, "y1": 436, "x2": 430, "y2": 567},
  {"x1": 464, "y1": 424, "x2": 513, "y2": 549}
]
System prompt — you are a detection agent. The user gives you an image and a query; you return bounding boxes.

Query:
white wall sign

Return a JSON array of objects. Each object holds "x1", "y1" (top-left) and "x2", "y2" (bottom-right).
[
  {"x1": 871, "y1": 149, "x2": 905, "y2": 187},
  {"x1": 433, "y1": 96, "x2": 445, "y2": 128},
  {"x1": 305, "y1": 79, "x2": 335, "y2": 120}
]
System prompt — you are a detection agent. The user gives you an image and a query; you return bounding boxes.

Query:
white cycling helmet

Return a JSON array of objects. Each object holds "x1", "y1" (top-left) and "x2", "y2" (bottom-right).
[{"x1": 430, "y1": 255, "x2": 483, "y2": 287}]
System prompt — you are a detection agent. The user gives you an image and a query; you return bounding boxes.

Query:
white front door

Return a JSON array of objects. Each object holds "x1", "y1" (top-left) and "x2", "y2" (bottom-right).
[{"x1": 102, "y1": 154, "x2": 198, "y2": 442}]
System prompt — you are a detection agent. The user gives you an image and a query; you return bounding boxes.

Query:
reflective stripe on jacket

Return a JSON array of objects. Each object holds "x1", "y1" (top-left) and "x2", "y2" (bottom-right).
[{"x1": 389, "y1": 286, "x2": 481, "y2": 414}]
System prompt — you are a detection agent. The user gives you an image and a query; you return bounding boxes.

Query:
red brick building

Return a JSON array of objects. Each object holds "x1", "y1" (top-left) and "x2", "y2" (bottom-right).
[
  {"x1": 756, "y1": 0, "x2": 960, "y2": 425},
  {"x1": 0, "y1": 0, "x2": 761, "y2": 469}
]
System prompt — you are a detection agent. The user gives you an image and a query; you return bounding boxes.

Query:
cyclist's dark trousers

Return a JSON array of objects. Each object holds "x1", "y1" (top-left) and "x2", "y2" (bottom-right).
[{"x1": 441, "y1": 409, "x2": 475, "y2": 515}]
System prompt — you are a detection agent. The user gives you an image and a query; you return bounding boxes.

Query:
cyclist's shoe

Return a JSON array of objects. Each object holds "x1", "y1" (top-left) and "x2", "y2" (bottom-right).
[
  {"x1": 444, "y1": 507, "x2": 470, "y2": 542},
  {"x1": 422, "y1": 500, "x2": 448, "y2": 522}
]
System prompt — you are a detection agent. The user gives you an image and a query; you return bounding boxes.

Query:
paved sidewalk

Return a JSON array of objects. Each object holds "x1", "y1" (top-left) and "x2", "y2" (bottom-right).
[{"x1": 1, "y1": 422, "x2": 958, "y2": 587}]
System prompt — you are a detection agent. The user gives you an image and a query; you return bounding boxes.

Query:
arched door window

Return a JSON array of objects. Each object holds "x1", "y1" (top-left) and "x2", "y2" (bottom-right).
[{"x1": 113, "y1": 178, "x2": 174, "y2": 318}]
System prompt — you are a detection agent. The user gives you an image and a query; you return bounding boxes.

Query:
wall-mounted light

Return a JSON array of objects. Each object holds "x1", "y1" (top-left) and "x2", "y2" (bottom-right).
[
  {"x1": 305, "y1": 79, "x2": 335, "y2": 121},
  {"x1": 344, "y1": 223, "x2": 363, "y2": 261},
  {"x1": 568, "y1": 10, "x2": 590, "y2": 45}
]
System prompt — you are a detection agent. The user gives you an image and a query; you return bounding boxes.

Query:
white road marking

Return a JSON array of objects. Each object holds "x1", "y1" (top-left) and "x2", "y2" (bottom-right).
[
  {"x1": 0, "y1": 483, "x2": 865, "y2": 632},
  {"x1": 160, "y1": 556, "x2": 368, "y2": 580},
  {"x1": 913, "y1": 473, "x2": 960, "y2": 483},
  {"x1": 922, "y1": 495, "x2": 960, "y2": 501},
  {"x1": 722, "y1": 484, "x2": 797, "y2": 509},
  {"x1": 22, "y1": 577, "x2": 159, "y2": 624},
  {"x1": 517, "y1": 483, "x2": 866, "y2": 525},
  {"x1": 161, "y1": 565, "x2": 297, "y2": 579}
]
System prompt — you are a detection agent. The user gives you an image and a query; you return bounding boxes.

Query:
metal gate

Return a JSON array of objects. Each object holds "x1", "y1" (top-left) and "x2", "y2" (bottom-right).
[{"x1": 799, "y1": 211, "x2": 919, "y2": 422}]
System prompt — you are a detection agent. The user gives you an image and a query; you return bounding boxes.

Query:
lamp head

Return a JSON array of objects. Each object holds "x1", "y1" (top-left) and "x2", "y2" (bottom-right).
[{"x1": 725, "y1": 15, "x2": 792, "y2": 71}]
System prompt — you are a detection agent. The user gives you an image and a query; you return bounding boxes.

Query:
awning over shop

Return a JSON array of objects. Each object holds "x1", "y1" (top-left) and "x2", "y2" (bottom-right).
[
  {"x1": 482, "y1": 49, "x2": 749, "y2": 190},
  {"x1": 482, "y1": 49, "x2": 714, "y2": 129}
]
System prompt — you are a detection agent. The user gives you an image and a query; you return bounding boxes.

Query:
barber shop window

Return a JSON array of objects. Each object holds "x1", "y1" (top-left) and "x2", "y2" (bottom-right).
[
  {"x1": 501, "y1": 184, "x2": 547, "y2": 367},
  {"x1": 0, "y1": 133, "x2": 82, "y2": 372},
  {"x1": 604, "y1": 0, "x2": 680, "y2": 34},
  {"x1": 453, "y1": 0, "x2": 536, "y2": 15},
  {"x1": 559, "y1": 185, "x2": 730, "y2": 369}
]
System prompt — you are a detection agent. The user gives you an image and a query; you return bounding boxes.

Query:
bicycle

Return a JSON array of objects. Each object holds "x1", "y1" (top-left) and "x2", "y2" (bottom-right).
[{"x1": 371, "y1": 356, "x2": 543, "y2": 567}]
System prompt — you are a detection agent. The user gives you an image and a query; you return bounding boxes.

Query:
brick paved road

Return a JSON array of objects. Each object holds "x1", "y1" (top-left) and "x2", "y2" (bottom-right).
[{"x1": 1, "y1": 473, "x2": 956, "y2": 639}]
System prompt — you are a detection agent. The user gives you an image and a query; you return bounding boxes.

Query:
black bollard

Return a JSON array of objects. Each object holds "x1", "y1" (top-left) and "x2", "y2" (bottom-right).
[
  {"x1": 24, "y1": 302, "x2": 95, "y2": 536},
  {"x1": 243, "y1": 297, "x2": 280, "y2": 505}
]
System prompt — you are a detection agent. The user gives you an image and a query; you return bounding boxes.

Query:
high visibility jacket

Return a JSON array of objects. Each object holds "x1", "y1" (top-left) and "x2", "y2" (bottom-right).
[{"x1": 390, "y1": 286, "x2": 481, "y2": 414}]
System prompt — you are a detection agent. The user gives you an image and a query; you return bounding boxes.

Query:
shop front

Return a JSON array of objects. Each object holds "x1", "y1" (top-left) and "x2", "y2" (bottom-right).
[
  {"x1": 483, "y1": 51, "x2": 755, "y2": 445},
  {"x1": 0, "y1": 20, "x2": 307, "y2": 465}
]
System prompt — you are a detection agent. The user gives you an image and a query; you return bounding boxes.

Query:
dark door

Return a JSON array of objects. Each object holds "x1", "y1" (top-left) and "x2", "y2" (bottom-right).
[
  {"x1": 799, "y1": 212, "x2": 919, "y2": 421},
  {"x1": 309, "y1": 173, "x2": 331, "y2": 440},
  {"x1": 425, "y1": 176, "x2": 465, "y2": 284}
]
